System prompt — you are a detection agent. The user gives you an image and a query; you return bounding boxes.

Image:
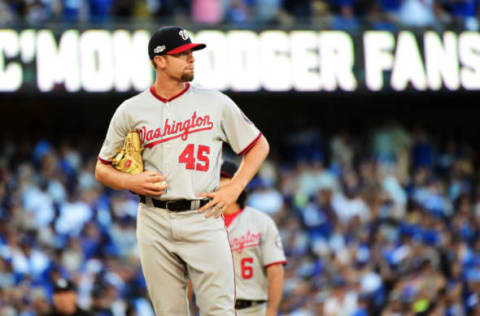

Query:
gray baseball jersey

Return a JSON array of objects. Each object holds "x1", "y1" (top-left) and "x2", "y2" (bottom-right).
[
  {"x1": 97, "y1": 83, "x2": 262, "y2": 316},
  {"x1": 225, "y1": 206, "x2": 287, "y2": 300},
  {"x1": 98, "y1": 83, "x2": 261, "y2": 199}
]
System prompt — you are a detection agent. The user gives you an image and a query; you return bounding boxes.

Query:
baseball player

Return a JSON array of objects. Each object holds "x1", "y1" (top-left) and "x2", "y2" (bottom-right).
[
  {"x1": 95, "y1": 26, "x2": 270, "y2": 316},
  {"x1": 220, "y1": 160, "x2": 287, "y2": 316}
]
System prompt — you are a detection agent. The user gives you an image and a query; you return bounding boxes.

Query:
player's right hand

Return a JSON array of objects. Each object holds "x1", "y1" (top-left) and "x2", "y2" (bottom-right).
[{"x1": 127, "y1": 170, "x2": 168, "y2": 196}]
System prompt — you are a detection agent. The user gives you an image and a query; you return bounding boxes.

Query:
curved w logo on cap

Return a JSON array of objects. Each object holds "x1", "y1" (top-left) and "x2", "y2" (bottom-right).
[{"x1": 179, "y1": 30, "x2": 190, "y2": 41}]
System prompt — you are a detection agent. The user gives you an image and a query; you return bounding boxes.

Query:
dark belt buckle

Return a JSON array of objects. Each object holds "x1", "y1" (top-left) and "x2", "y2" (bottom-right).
[
  {"x1": 167, "y1": 200, "x2": 189, "y2": 212},
  {"x1": 165, "y1": 201, "x2": 178, "y2": 211},
  {"x1": 235, "y1": 300, "x2": 251, "y2": 310}
]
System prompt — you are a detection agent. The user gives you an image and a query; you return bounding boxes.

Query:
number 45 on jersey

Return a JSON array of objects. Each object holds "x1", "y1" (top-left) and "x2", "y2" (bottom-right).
[{"x1": 179, "y1": 144, "x2": 210, "y2": 171}]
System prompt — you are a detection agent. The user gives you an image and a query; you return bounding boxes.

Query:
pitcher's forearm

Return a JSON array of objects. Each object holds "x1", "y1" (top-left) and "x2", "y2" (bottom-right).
[
  {"x1": 95, "y1": 161, "x2": 167, "y2": 196},
  {"x1": 95, "y1": 160, "x2": 131, "y2": 190}
]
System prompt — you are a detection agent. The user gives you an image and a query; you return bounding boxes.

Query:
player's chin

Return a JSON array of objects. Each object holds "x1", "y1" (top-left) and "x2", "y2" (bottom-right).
[{"x1": 181, "y1": 73, "x2": 194, "y2": 82}]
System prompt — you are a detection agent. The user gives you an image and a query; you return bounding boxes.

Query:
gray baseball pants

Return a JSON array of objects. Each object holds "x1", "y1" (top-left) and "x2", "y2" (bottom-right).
[{"x1": 136, "y1": 202, "x2": 236, "y2": 316}]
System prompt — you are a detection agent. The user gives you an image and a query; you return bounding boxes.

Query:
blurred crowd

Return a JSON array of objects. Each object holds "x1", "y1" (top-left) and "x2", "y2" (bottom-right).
[
  {"x1": 1, "y1": 121, "x2": 480, "y2": 315},
  {"x1": 0, "y1": 0, "x2": 479, "y2": 31}
]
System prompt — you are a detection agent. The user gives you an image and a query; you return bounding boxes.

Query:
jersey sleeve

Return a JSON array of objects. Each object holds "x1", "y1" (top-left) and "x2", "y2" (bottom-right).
[
  {"x1": 98, "y1": 104, "x2": 132, "y2": 163},
  {"x1": 261, "y1": 216, "x2": 287, "y2": 268},
  {"x1": 220, "y1": 94, "x2": 261, "y2": 155}
]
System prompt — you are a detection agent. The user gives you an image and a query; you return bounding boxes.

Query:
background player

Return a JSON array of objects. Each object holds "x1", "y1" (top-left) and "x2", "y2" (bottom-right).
[
  {"x1": 221, "y1": 160, "x2": 286, "y2": 316},
  {"x1": 45, "y1": 278, "x2": 90, "y2": 316},
  {"x1": 95, "y1": 26, "x2": 270, "y2": 316}
]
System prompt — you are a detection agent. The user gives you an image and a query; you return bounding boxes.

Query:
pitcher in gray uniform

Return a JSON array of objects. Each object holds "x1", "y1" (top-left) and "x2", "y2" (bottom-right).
[
  {"x1": 220, "y1": 161, "x2": 286, "y2": 316},
  {"x1": 95, "y1": 26, "x2": 270, "y2": 316}
]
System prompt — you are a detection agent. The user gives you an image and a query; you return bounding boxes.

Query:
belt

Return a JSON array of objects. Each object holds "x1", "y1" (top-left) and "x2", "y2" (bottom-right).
[
  {"x1": 235, "y1": 299, "x2": 267, "y2": 310},
  {"x1": 140, "y1": 196, "x2": 209, "y2": 212}
]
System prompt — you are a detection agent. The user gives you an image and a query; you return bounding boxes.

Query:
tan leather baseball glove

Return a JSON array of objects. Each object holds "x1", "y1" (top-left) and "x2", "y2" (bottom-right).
[{"x1": 112, "y1": 130, "x2": 144, "y2": 175}]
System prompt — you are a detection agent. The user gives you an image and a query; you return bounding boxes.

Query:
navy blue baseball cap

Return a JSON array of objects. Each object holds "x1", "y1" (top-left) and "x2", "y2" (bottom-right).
[
  {"x1": 221, "y1": 160, "x2": 238, "y2": 179},
  {"x1": 53, "y1": 278, "x2": 75, "y2": 293},
  {"x1": 220, "y1": 160, "x2": 247, "y2": 207},
  {"x1": 148, "y1": 26, "x2": 206, "y2": 59}
]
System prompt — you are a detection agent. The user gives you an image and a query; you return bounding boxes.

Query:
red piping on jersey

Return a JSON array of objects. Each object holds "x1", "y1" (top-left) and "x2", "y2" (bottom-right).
[
  {"x1": 149, "y1": 83, "x2": 190, "y2": 103},
  {"x1": 97, "y1": 156, "x2": 112, "y2": 165},
  {"x1": 239, "y1": 132, "x2": 262, "y2": 156},
  {"x1": 224, "y1": 208, "x2": 244, "y2": 228},
  {"x1": 223, "y1": 224, "x2": 237, "y2": 315},
  {"x1": 264, "y1": 260, "x2": 287, "y2": 269}
]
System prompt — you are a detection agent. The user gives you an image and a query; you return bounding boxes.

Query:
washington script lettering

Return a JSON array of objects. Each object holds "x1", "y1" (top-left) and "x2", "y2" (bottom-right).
[
  {"x1": 230, "y1": 230, "x2": 262, "y2": 253},
  {"x1": 139, "y1": 111, "x2": 214, "y2": 148}
]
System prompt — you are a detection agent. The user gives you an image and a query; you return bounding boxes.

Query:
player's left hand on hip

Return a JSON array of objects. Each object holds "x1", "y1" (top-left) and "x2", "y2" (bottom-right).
[
  {"x1": 266, "y1": 308, "x2": 278, "y2": 316},
  {"x1": 197, "y1": 182, "x2": 243, "y2": 218}
]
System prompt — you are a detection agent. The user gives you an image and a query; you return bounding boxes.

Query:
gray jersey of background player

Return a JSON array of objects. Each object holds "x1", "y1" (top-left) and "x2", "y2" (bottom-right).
[
  {"x1": 190, "y1": 160, "x2": 286, "y2": 316},
  {"x1": 221, "y1": 161, "x2": 286, "y2": 316},
  {"x1": 95, "y1": 26, "x2": 270, "y2": 316}
]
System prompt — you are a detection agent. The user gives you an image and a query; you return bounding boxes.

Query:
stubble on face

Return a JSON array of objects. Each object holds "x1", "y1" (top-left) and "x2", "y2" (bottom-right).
[
  {"x1": 164, "y1": 54, "x2": 194, "y2": 82},
  {"x1": 181, "y1": 73, "x2": 194, "y2": 82}
]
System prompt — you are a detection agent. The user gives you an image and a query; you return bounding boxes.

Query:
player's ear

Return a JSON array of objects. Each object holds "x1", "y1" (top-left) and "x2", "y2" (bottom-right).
[{"x1": 153, "y1": 55, "x2": 167, "y2": 70}]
